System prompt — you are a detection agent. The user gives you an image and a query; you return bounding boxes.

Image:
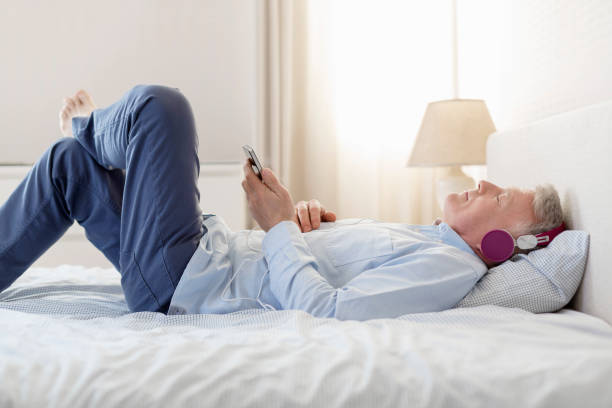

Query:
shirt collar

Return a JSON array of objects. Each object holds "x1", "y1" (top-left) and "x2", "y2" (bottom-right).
[{"x1": 437, "y1": 222, "x2": 480, "y2": 259}]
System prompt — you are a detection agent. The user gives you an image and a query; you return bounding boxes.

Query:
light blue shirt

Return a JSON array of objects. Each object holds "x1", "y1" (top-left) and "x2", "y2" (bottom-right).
[{"x1": 168, "y1": 216, "x2": 488, "y2": 321}]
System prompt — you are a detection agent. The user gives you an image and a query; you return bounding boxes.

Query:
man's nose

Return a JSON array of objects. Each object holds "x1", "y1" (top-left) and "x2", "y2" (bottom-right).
[{"x1": 478, "y1": 180, "x2": 499, "y2": 193}]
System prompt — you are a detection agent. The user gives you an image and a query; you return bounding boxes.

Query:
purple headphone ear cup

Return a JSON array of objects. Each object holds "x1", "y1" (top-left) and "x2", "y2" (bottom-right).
[{"x1": 481, "y1": 229, "x2": 515, "y2": 262}]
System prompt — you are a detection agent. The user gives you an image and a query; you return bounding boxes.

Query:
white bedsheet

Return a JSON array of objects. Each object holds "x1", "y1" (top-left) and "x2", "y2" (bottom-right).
[{"x1": 1, "y1": 266, "x2": 612, "y2": 408}]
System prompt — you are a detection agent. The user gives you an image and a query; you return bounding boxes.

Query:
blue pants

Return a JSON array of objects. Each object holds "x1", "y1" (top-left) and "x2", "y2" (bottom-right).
[{"x1": 0, "y1": 85, "x2": 206, "y2": 313}]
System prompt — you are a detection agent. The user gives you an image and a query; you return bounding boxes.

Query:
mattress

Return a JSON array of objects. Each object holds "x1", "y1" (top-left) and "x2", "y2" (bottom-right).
[{"x1": 1, "y1": 266, "x2": 612, "y2": 408}]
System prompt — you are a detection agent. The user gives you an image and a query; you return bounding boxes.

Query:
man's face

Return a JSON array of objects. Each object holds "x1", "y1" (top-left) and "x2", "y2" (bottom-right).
[{"x1": 442, "y1": 180, "x2": 537, "y2": 257}]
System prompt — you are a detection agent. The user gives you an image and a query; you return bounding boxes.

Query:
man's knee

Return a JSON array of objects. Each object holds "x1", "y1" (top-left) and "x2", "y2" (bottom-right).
[
  {"x1": 128, "y1": 85, "x2": 192, "y2": 118},
  {"x1": 127, "y1": 85, "x2": 197, "y2": 145},
  {"x1": 47, "y1": 137, "x2": 93, "y2": 177}
]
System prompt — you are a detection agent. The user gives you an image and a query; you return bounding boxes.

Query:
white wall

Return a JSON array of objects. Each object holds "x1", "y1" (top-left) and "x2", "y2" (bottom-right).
[
  {"x1": 457, "y1": 0, "x2": 612, "y2": 131},
  {"x1": 0, "y1": 0, "x2": 257, "y2": 164}
]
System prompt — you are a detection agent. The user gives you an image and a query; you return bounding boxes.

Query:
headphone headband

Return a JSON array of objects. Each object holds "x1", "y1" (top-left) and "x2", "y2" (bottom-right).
[{"x1": 534, "y1": 222, "x2": 567, "y2": 246}]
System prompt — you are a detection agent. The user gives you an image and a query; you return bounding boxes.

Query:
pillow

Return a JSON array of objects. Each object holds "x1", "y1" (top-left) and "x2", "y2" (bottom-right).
[{"x1": 456, "y1": 231, "x2": 590, "y2": 313}]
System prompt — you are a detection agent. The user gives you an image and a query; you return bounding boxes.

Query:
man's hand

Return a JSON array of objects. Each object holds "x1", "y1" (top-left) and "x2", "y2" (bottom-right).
[
  {"x1": 292, "y1": 199, "x2": 337, "y2": 232},
  {"x1": 242, "y1": 161, "x2": 295, "y2": 232}
]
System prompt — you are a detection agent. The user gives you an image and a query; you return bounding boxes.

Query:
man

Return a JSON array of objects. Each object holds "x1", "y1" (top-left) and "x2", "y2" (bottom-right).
[{"x1": 0, "y1": 85, "x2": 563, "y2": 320}]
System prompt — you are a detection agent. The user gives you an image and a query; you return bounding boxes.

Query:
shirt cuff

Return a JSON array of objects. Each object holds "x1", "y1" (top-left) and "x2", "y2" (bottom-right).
[{"x1": 262, "y1": 220, "x2": 303, "y2": 257}]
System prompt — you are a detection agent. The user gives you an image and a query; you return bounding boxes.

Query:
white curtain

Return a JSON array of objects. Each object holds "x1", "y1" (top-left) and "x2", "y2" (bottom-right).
[
  {"x1": 256, "y1": 0, "x2": 456, "y2": 226},
  {"x1": 255, "y1": 0, "x2": 294, "y2": 189}
]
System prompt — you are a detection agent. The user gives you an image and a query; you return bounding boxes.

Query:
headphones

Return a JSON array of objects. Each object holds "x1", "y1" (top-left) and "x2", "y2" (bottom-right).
[{"x1": 481, "y1": 222, "x2": 567, "y2": 263}]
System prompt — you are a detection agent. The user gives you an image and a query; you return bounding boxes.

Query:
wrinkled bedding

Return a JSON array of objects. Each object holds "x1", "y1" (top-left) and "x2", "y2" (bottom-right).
[{"x1": 1, "y1": 266, "x2": 612, "y2": 408}]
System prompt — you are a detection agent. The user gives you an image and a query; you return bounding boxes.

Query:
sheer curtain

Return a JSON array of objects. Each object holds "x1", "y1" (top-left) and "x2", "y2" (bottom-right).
[{"x1": 257, "y1": 0, "x2": 455, "y2": 226}]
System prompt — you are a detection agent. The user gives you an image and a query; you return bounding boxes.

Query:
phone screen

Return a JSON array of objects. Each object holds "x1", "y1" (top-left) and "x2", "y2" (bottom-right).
[{"x1": 242, "y1": 145, "x2": 263, "y2": 180}]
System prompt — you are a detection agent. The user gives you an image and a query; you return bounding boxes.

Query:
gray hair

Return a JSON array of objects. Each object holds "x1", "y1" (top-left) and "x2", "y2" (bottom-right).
[{"x1": 512, "y1": 183, "x2": 564, "y2": 242}]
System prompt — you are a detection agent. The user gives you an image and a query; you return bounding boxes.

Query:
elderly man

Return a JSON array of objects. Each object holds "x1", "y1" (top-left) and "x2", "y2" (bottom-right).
[{"x1": 0, "y1": 85, "x2": 563, "y2": 320}]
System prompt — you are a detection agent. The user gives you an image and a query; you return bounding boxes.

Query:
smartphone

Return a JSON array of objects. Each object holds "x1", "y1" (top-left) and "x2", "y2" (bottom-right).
[{"x1": 242, "y1": 145, "x2": 264, "y2": 180}]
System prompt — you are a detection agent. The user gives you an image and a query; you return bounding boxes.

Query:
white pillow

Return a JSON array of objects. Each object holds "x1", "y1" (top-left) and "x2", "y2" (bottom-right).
[{"x1": 456, "y1": 231, "x2": 590, "y2": 313}]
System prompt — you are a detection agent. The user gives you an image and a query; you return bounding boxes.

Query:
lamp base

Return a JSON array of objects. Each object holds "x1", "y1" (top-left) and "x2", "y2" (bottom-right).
[{"x1": 436, "y1": 166, "x2": 476, "y2": 210}]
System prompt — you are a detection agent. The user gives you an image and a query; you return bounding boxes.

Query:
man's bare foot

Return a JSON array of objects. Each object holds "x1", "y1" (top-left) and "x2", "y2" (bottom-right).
[{"x1": 59, "y1": 90, "x2": 97, "y2": 137}]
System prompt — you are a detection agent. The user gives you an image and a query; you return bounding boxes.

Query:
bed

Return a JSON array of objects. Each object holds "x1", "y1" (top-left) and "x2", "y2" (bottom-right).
[{"x1": 2, "y1": 101, "x2": 612, "y2": 407}]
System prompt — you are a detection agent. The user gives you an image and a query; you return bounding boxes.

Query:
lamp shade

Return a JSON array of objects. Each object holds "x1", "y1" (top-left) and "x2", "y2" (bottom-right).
[{"x1": 407, "y1": 99, "x2": 496, "y2": 167}]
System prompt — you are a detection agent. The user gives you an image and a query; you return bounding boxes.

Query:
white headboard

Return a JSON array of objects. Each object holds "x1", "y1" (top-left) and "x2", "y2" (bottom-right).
[{"x1": 487, "y1": 100, "x2": 612, "y2": 325}]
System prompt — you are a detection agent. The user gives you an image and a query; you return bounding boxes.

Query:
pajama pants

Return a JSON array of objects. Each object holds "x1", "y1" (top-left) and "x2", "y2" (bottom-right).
[{"x1": 0, "y1": 85, "x2": 206, "y2": 313}]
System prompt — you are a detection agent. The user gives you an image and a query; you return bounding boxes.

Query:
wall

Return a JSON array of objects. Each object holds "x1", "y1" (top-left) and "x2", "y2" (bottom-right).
[
  {"x1": 0, "y1": 0, "x2": 257, "y2": 164},
  {"x1": 457, "y1": 0, "x2": 612, "y2": 131}
]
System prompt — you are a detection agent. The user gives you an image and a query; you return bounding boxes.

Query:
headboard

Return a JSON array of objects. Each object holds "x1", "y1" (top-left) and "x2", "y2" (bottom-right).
[{"x1": 487, "y1": 100, "x2": 612, "y2": 325}]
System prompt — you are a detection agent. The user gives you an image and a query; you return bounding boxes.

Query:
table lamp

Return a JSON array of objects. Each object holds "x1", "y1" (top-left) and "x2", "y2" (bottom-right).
[{"x1": 406, "y1": 99, "x2": 496, "y2": 210}]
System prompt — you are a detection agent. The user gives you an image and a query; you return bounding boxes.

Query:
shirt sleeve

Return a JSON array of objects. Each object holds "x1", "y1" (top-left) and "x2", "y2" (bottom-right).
[
  {"x1": 262, "y1": 221, "x2": 339, "y2": 318},
  {"x1": 262, "y1": 221, "x2": 481, "y2": 321}
]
